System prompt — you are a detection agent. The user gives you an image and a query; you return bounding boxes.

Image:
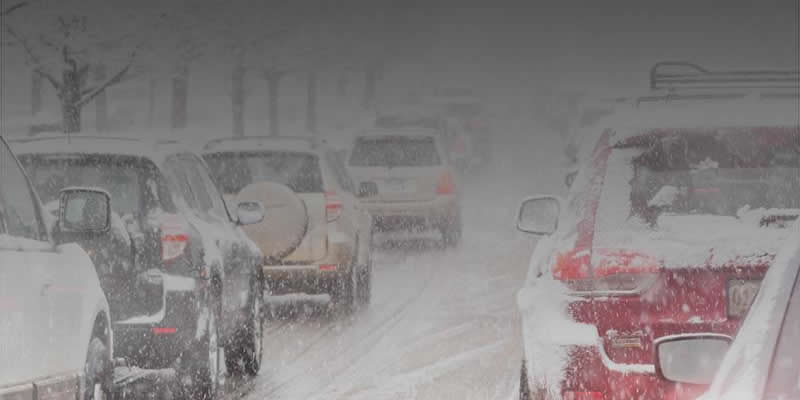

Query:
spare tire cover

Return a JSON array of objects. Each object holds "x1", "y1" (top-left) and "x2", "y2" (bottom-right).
[{"x1": 232, "y1": 182, "x2": 308, "y2": 261}]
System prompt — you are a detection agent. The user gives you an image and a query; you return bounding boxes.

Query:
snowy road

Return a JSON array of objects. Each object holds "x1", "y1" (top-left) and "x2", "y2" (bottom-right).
[{"x1": 224, "y1": 116, "x2": 562, "y2": 400}]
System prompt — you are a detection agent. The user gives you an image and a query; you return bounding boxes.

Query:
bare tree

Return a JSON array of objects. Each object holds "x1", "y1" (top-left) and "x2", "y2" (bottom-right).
[{"x1": 2, "y1": 1, "x2": 158, "y2": 133}]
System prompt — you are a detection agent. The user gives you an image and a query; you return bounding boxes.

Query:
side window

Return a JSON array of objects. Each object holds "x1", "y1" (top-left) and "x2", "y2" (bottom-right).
[
  {"x1": 181, "y1": 157, "x2": 214, "y2": 214},
  {"x1": 194, "y1": 158, "x2": 231, "y2": 221},
  {"x1": 0, "y1": 140, "x2": 42, "y2": 240},
  {"x1": 164, "y1": 157, "x2": 198, "y2": 211}
]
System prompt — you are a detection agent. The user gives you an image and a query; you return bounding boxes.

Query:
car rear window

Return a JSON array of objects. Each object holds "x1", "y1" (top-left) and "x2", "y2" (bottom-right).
[
  {"x1": 203, "y1": 151, "x2": 323, "y2": 194},
  {"x1": 349, "y1": 136, "x2": 441, "y2": 167},
  {"x1": 17, "y1": 154, "x2": 174, "y2": 216}
]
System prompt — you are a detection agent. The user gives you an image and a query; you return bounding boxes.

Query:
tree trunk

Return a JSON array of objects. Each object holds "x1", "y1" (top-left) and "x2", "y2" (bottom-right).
[
  {"x1": 31, "y1": 71, "x2": 42, "y2": 117},
  {"x1": 265, "y1": 70, "x2": 282, "y2": 137},
  {"x1": 94, "y1": 63, "x2": 108, "y2": 132},
  {"x1": 147, "y1": 78, "x2": 156, "y2": 128},
  {"x1": 306, "y1": 71, "x2": 317, "y2": 135},
  {"x1": 232, "y1": 58, "x2": 246, "y2": 137},
  {"x1": 61, "y1": 69, "x2": 82, "y2": 133},
  {"x1": 363, "y1": 68, "x2": 377, "y2": 109},
  {"x1": 171, "y1": 65, "x2": 189, "y2": 130}
]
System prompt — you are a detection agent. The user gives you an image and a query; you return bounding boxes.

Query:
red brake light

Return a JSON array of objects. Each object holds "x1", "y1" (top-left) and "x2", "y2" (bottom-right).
[
  {"x1": 325, "y1": 191, "x2": 343, "y2": 222},
  {"x1": 436, "y1": 171, "x2": 456, "y2": 195},
  {"x1": 160, "y1": 214, "x2": 189, "y2": 263},
  {"x1": 553, "y1": 249, "x2": 659, "y2": 295},
  {"x1": 152, "y1": 327, "x2": 177, "y2": 335}
]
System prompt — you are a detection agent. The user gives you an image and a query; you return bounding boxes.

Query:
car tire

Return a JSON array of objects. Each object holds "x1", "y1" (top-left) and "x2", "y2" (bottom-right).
[
  {"x1": 441, "y1": 215, "x2": 462, "y2": 248},
  {"x1": 187, "y1": 295, "x2": 222, "y2": 400},
  {"x1": 226, "y1": 276, "x2": 264, "y2": 377},
  {"x1": 84, "y1": 337, "x2": 112, "y2": 400},
  {"x1": 356, "y1": 261, "x2": 372, "y2": 307},
  {"x1": 333, "y1": 264, "x2": 357, "y2": 314},
  {"x1": 519, "y1": 359, "x2": 531, "y2": 400}
]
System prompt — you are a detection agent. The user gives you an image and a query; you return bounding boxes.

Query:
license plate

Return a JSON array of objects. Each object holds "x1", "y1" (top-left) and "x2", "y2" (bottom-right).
[
  {"x1": 727, "y1": 279, "x2": 761, "y2": 318},
  {"x1": 381, "y1": 179, "x2": 416, "y2": 194}
]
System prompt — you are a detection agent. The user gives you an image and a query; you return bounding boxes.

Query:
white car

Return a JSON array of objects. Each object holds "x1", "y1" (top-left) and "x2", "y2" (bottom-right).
[
  {"x1": 0, "y1": 136, "x2": 113, "y2": 400},
  {"x1": 348, "y1": 129, "x2": 462, "y2": 247}
]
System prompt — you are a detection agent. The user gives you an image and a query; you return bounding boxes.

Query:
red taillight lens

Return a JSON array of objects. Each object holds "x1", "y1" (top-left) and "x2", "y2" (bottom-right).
[
  {"x1": 436, "y1": 171, "x2": 456, "y2": 195},
  {"x1": 160, "y1": 214, "x2": 189, "y2": 263},
  {"x1": 325, "y1": 191, "x2": 343, "y2": 222},
  {"x1": 152, "y1": 327, "x2": 177, "y2": 335},
  {"x1": 319, "y1": 264, "x2": 337, "y2": 271},
  {"x1": 563, "y1": 391, "x2": 604, "y2": 400},
  {"x1": 553, "y1": 249, "x2": 659, "y2": 295}
]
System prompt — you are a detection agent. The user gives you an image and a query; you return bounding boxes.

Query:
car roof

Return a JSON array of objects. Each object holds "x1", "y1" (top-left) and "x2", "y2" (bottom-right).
[
  {"x1": 9, "y1": 134, "x2": 195, "y2": 164},
  {"x1": 202, "y1": 136, "x2": 328, "y2": 155}
]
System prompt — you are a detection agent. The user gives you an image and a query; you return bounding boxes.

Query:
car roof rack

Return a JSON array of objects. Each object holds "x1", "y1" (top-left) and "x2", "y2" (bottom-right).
[{"x1": 650, "y1": 61, "x2": 800, "y2": 90}]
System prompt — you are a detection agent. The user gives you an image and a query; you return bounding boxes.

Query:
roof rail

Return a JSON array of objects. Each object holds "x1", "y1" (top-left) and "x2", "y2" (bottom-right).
[
  {"x1": 650, "y1": 61, "x2": 800, "y2": 90},
  {"x1": 203, "y1": 135, "x2": 321, "y2": 150}
]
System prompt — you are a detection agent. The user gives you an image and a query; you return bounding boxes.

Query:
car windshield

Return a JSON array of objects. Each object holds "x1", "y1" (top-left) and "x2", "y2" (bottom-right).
[
  {"x1": 349, "y1": 136, "x2": 441, "y2": 167},
  {"x1": 18, "y1": 154, "x2": 173, "y2": 216},
  {"x1": 204, "y1": 151, "x2": 323, "y2": 195}
]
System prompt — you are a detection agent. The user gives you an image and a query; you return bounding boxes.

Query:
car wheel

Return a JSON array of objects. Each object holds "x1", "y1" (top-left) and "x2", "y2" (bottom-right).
[
  {"x1": 357, "y1": 261, "x2": 372, "y2": 307},
  {"x1": 441, "y1": 215, "x2": 462, "y2": 248},
  {"x1": 83, "y1": 337, "x2": 112, "y2": 400},
  {"x1": 226, "y1": 277, "x2": 264, "y2": 376},
  {"x1": 188, "y1": 297, "x2": 222, "y2": 400},
  {"x1": 519, "y1": 359, "x2": 531, "y2": 400},
  {"x1": 333, "y1": 264, "x2": 357, "y2": 314}
]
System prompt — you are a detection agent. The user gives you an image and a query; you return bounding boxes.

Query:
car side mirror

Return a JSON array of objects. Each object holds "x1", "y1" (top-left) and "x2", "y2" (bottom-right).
[
  {"x1": 236, "y1": 201, "x2": 265, "y2": 225},
  {"x1": 54, "y1": 187, "x2": 111, "y2": 244},
  {"x1": 564, "y1": 170, "x2": 577, "y2": 188},
  {"x1": 517, "y1": 196, "x2": 560, "y2": 235},
  {"x1": 654, "y1": 333, "x2": 732, "y2": 385},
  {"x1": 358, "y1": 182, "x2": 378, "y2": 198}
]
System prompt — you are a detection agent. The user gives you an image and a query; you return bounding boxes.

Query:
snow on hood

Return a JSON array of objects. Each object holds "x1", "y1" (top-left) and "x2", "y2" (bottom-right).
[{"x1": 593, "y1": 212, "x2": 795, "y2": 270}]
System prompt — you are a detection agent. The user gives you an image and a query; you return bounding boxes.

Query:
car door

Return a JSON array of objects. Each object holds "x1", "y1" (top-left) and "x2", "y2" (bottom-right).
[
  {"x1": 325, "y1": 150, "x2": 371, "y2": 262},
  {"x1": 0, "y1": 137, "x2": 64, "y2": 386}
]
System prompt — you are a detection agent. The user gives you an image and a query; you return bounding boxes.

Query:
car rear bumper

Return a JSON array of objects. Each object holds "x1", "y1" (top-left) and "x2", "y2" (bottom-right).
[
  {"x1": 112, "y1": 274, "x2": 199, "y2": 368},
  {"x1": 363, "y1": 195, "x2": 459, "y2": 231},
  {"x1": 263, "y1": 242, "x2": 354, "y2": 296}
]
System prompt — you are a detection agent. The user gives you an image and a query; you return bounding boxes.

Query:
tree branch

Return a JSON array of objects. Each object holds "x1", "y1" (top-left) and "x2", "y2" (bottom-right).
[
  {"x1": 77, "y1": 50, "x2": 137, "y2": 107},
  {"x1": 3, "y1": 23, "x2": 61, "y2": 90},
  {"x1": 0, "y1": 1, "x2": 27, "y2": 17}
]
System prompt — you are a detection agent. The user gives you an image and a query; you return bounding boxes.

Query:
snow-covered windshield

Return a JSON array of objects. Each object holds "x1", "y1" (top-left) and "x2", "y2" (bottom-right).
[
  {"x1": 18, "y1": 154, "x2": 175, "y2": 216},
  {"x1": 204, "y1": 151, "x2": 323, "y2": 194},
  {"x1": 349, "y1": 136, "x2": 441, "y2": 167},
  {"x1": 619, "y1": 129, "x2": 800, "y2": 223}
]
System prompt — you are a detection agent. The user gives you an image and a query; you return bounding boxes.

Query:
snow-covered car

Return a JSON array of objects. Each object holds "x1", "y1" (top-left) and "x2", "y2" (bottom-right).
[
  {"x1": 12, "y1": 135, "x2": 274, "y2": 397},
  {"x1": 515, "y1": 64, "x2": 800, "y2": 400},
  {"x1": 0, "y1": 136, "x2": 113, "y2": 400},
  {"x1": 348, "y1": 129, "x2": 462, "y2": 247},
  {"x1": 202, "y1": 136, "x2": 373, "y2": 312},
  {"x1": 660, "y1": 224, "x2": 800, "y2": 400}
]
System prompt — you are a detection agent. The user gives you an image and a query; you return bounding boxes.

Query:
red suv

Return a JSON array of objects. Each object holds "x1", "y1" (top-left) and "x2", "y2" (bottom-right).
[{"x1": 515, "y1": 62, "x2": 800, "y2": 400}]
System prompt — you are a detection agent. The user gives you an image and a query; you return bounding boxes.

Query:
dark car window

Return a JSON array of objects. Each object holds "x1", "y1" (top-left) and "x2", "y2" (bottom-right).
[
  {"x1": 204, "y1": 151, "x2": 324, "y2": 195},
  {"x1": 349, "y1": 136, "x2": 441, "y2": 167},
  {"x1": 181, "y1": 157, "x2": 215, "y2": 214},
  {"x1": 0, "y1": 140, "x2": 42, "y2": 240},
  {"x1": 191, "y1": 157, "x2": 231, "y2": 221},
  {"x1": 19, "y1": 153, "x2": 175, "y2": 218},
  {"x1": 764, "y1": 264, "x2": 800, "y2": 399}
]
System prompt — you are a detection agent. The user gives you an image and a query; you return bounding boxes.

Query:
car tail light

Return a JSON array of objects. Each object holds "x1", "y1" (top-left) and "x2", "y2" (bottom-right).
[
  {"x1": 152, "y1": 327, "x2": 177, "y2": 335},
  {"x1": 553, "y1": 249, "x2": 659, "y2": 295},
  {"x1": 319, "y1": 264, "x2": 337, "y2": 271},
  {"x1": 436, "y1": 171, "x2": 456, "y2": 195},
  {"x1": 563, "y1": 391, "x2": 604, "y2": 400},
  {"x1": 160, "y1": 215, "x2": 189, "y2": 263},
  {"x1": 325, "y1": 191, "x2": 343, "y2": 222}
]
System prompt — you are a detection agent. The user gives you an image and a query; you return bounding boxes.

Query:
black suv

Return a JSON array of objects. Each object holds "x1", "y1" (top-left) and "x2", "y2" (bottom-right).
[{"x1": 13, "y1": 135, "x2": 266, "y2": 397}]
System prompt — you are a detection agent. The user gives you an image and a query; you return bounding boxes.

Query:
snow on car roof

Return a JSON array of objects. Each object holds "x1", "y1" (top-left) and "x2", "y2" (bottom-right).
[
  {"x1": 355, "y1": 127, "x2": 439, "y2": 139},
  {"x1": 9, "y1": 134, "x2": 194, "y2": 163},
  {"x1": 202, "y1": 136, "x2": 321, "y2": 154}
]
